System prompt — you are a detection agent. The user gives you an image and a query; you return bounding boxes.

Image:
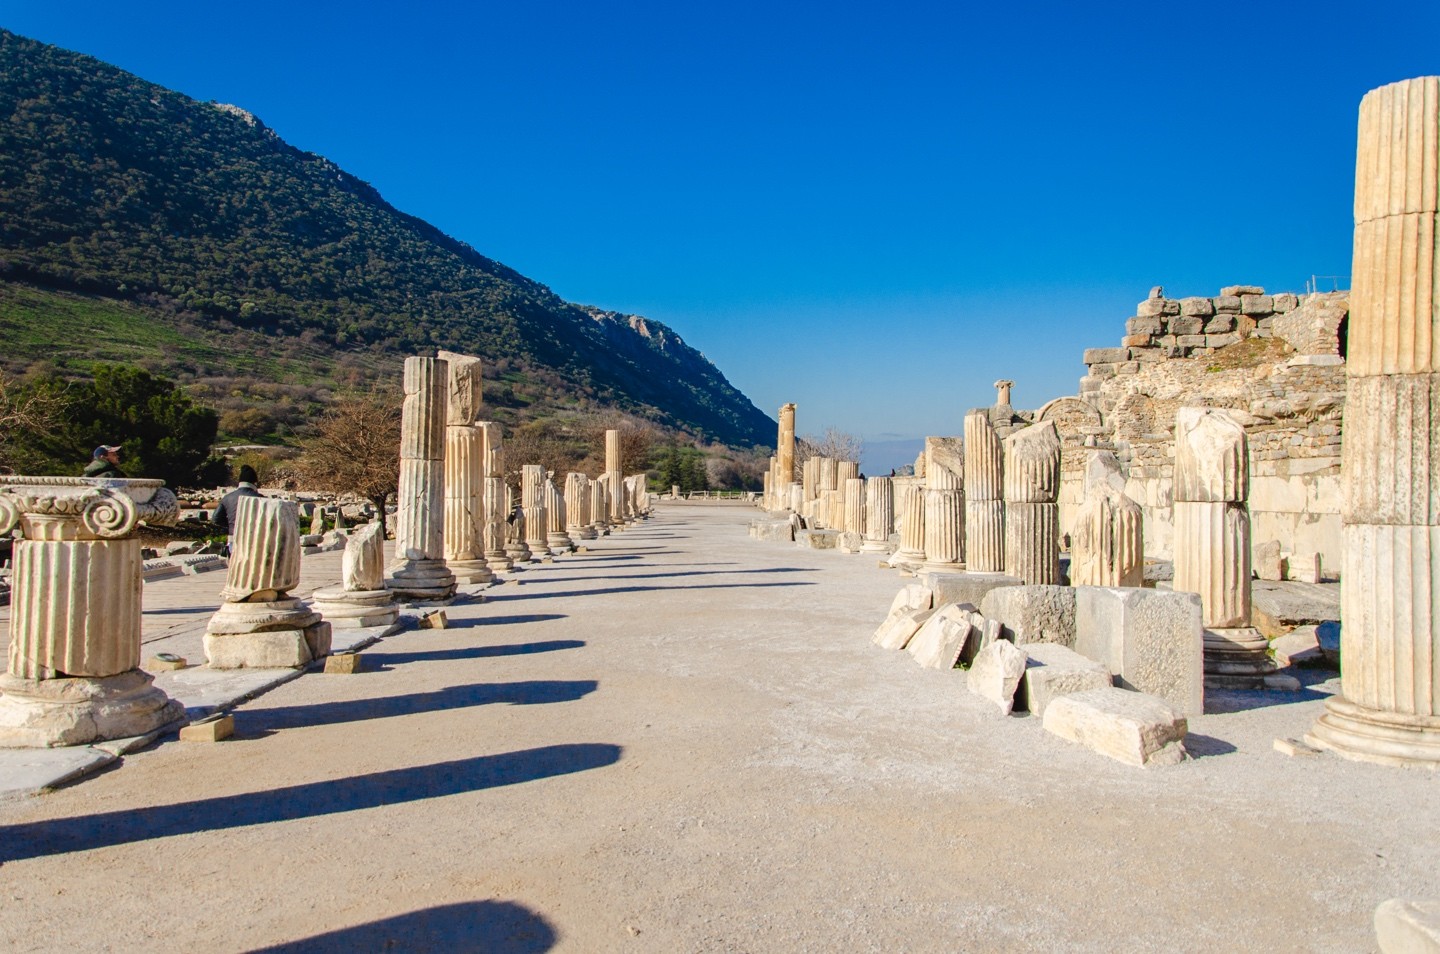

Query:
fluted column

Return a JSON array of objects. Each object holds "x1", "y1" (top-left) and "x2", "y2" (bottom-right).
[
  {"x1": 1071, "y1": 451, "x2": 1144, "y2": 587},
  {"x1": 861, "y1": 476, "x2": 894, "y2": 553},
  {"x1": 1004, "y1": 422, "x2": 1061, "y2": 584},
  {"x1": 843, "y1": 477, "x2": 866, "y2": 535},
  {"x1": 208, "y1": 495, "x2": 331, "y2": 669},
  {"x1": 1172, "y1": 407, "x2": 1271, "y2": 687},
  {"x1": 896, "y1": 483, "x2": 927, "y2": 565},
  {"x1": 777, "y1": 403, "x2": 796, "y2": 509},
  {"x1": 1309, "y1": 77, "x2": 1440, "y2": 766},
  {"x1": 566, "y1": 473, "x2": 596, "y2": 540},
  {"x1": 965, "y1": 410, "x2": 1005, "y2": 572},
  {"x1": 545, "y1": 477, "x2": 574, "y2": 552},
  {"x1": 838, "y1": 460, "x2": 859, "y2": 484},
  {"x1": 439, "y1": 352, "x2": 492, "y2": 585},
  {"x1": 522, "y1": 464, "x2": 552, "y2": 557},
  {"x1": 478, "y1": 422, "x2": 512, "y2": 572},
  {"x1": 0, "y1": 478, "x2": 185, "y2": 746},
  {"x1": 605, "y1": 429, "x2": 624, "y2": 525},
  {"x1": 923, "y1": 437, "x2": 965, "y2": 570},
  {"x1": 387, "y1": 356, "x2": 457, "y2": 600},
  {"x1": 802, "y1": 457, "x2": 819, "y2": 504},
  {"x1": 819, "y1": 458, "x2": 839, "y2": 498},
  {"x1": 589, "y1": 481, "x2": 608, "y2": 536}
]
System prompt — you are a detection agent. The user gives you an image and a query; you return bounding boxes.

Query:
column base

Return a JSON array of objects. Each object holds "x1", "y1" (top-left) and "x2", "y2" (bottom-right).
[
  {"x1": 1306, "y1": 696, "x2": 1440, "y2": 769},
  {"x1": 1202, "y1": 626, "x2": 1276, "y2": 689},
  {"x1": 505, "y1": 543, "x2": 533, "y2": 564},
  {"x1": 526, "y1": 540, "x2": 553, "y2": 558},
  {"x1": 385, "y1": 559, "x2": 458, "y2": 601},
  {"x1": 444, "y1": 559, "x2": 494, "y2": 585},
  {"x1": 310, "y1": 586, "x2": 401, "y2": 629},
  {"x1": 484, "y1": 552, "x2": 514, "y2": 572},
  {"x1": 546, "y1": 532, "x2": 574, "y2": 553},
  {"x1": 0, "y1": 671, "x2": 186, "y2": 748},
  {"x1": 205, "y1": 621, "x2": 332, "y2": 670},
  {"x1": 920, "y1": 559, "x2": 964, "y2": 574}
]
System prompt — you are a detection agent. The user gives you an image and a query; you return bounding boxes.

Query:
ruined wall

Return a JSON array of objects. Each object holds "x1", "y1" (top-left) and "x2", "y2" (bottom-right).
[{"x1": 1060, "y1": 286, "x2": 1348, "y2": 575}]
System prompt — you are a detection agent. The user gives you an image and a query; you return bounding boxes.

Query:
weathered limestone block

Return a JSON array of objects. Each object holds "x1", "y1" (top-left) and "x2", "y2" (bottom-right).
[
  {"x1": 966, "y1": 640, "x2": 1028, "y2": 715},
  {"x1": 1018, "y1": 643, "x2": 1112, "y2": 719},
  {"x1": 436, "y1": 349, "x2": 483, "y2": 425},
  {"x1": 1071, "y1": 452, "x2": 1144, "y2": 588},
  {"x1": 1221, "y1": 285, "x2": 1266, "y2": 297},
  {"x1": 873, "y1": 584, "x2": 935, "y2": 649},
  {"x1": 795, "y1": 529, "x2": 839, "y2": 549},
  {"x1": 1255, "y1": 539, "x2": 1284, "y2": 581},
  {"x1": 751, "y1": 517, "x2": 797, "y2": 542},
  {"x1": 1042, "y1": 687, "x2": 1188, "y2": 767},
  {"x1": 1083, "y1": 347, "x2": 1128, "y2": 364},
  {"x1": 1179, "y1": 297, "x2": 1215, "y2": 317},
  {"x1": 919, "y1": 571, "x2": 1021, "y2": 609},
  {"x1": 1073, "y1": 587, "x2": 1205, "y2": 717},
  {"x1": 980, "y1": 585, "x2": 1076, "y2": 648},
  {"x1": 906, "y1": 603, "x2": 977, "y2": 669},
  {"x1": 1375, "y1": 898, "x2": 1440, "y2": 954}
]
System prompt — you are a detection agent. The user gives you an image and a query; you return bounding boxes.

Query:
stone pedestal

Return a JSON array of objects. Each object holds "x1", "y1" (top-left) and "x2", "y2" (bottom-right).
[
  {"x1": 387, "y1": 356, "x2": 457, "y2": 601},
  {"x1": 1308, "y1": 76, "x2": 1440, "y2": 766},
  {"x1": 310, "y1": 522, "x2": 400, "y2": 629},
  {"x1": 522, "y1": 464, "x2": 552, "y2": 557},
  {"x1": 965, "y1": 410, "x2": 1005, "y2": 572},
  {"x1": 0, "y1": 477, "x2": 186, "y2": 746},
  {"x1": 1003, "y1": 422, "x2": 1061, "y2": 584},
  {"x1": 861, "y1": 476, "x2": 894, "y2": 553},
  {"x1": 1172, "y1": 407, "x2": 1272, "y2": 688},
  {"x1": 206, "y1": 495, "x2": 332, "y2": 669},
  {"x1": 545, "y1": 478, "x2": 574, "y2": 552},
  {"x1": 1070, "y1": 451, "x2": 1144, "y2": 587}
]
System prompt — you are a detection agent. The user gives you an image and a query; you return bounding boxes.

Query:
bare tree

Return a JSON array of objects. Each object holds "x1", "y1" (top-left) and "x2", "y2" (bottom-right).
[
  {"x1": 0, "y1": 370, "x2": 64, "y2": 473},
  {"x1": 294, "y1": 391, "x2": 402, "y2": 536},
  {"x1": 795, "y1": 426, "x2": 863, "y2": 474},
  {"x1": 590, "y1": 417, "x2": 657, "y2": 475}
]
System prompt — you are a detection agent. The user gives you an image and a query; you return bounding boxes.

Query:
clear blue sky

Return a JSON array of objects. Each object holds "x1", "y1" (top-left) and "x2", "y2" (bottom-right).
[{"x1": 5, "y1": 2, "x2": 1438, "y2": 470}]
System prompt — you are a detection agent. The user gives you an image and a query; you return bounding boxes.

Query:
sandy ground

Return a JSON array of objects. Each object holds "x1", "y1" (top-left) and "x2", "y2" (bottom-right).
[{"x1": 0, "y1": 501, "x2": 1433, "y2": 953}]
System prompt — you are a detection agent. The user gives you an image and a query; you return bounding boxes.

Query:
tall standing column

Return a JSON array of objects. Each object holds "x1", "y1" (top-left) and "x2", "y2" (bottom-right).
[
  {"x1": 1172, "y1": 407, "x2": 1271, "y2": 687},
  {"x1": 861, "y1": 476, "x2": 894, "y2": 553},
  {"x1": 777, "y1": 403, "x2": 796, "y2": 510},
  {"x1": 1003, "y1": 422, "x2": 1061, "y2": 585},
  {"x1": 522, "y1": 464, "x2": 552, "y2": 557},
  {"x1": 605, "y1": 429, "x2": 624, "y2": 526},
  {"x1": 922, "y1": 437, "x2": 965, "y2": 571},
  {"x1": 479, "y1": 422, "x2": 512, "y2": 572},
  {"x1": 387, "y1": 356, "x2": 457, "y2": 601},
  {"x1": 0, "y1": 478, "x2": 185, "y2": 746},
  {"x1": 1071, "y1": 451, "x2": 1144, "y2": 587},
  {"x1": 439, "y1": 351, "x2": 492, "y2": 585},
  {"x1": 965, "y1": 410, "x2": 1005, "y2": 572},
  {"x1": 1309, "y1": 76, "x2": 1440, "y2": 766},
  {"x1": 590, "y1": 480, "x2": 608, "y2": 536}
]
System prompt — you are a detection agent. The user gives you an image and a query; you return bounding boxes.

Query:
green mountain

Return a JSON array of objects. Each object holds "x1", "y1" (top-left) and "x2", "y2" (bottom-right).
[{"x1": 0, "y1": 29, "x2": 776, "y2": 447}]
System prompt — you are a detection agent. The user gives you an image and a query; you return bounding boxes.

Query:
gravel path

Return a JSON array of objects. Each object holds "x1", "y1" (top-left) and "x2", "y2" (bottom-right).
[{"x1": 0, "y1": 502, "x2": 1432, "y2": 952}]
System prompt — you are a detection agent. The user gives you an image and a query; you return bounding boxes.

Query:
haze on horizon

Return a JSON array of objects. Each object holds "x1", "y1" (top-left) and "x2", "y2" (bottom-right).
[{"x1": 4, "y1": 1, "x2": 1437, "y2": 473}]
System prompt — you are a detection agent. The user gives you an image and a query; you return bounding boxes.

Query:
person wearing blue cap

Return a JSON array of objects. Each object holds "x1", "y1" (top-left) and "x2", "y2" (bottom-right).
[{"x1": 83, "y1": 444, "x2": 126, "y2": 478}]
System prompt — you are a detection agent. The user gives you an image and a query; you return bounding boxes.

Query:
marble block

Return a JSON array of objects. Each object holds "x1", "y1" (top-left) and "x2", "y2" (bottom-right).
[
  {"x1": 1073, "y1": 587, "x2": 1204, "y2": 717},
  {"x1": 906, "y1": 603, "x2": 977, "y2": 670},
  {"x1": 966, "y1": 640, "x2": 1028, "y2": 715},
  {"x1": 980, "y1": 585, "x2": 1077, "y2": 648},
  {"x1": 1042, "y1": 687, "x2": 1188, "y2": 767},
  {"x1": 1019, "y1": 643, "x2": 1113, "y2": 718}
]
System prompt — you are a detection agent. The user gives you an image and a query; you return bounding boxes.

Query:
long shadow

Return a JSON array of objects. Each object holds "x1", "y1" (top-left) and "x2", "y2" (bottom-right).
[
  {"x1": 248, "y1": 680, "x2": 598, "y2": 730},
  {"x1": 443, "y1": 614, "x2": 569, "y2": 629},
  {"x1": 374, "y1": 641, "x2": 585, "y2": 665},
  {"x1": 486, "y1": 581, "x2": 818, "y2": 602},
  {"x1": 144, "y1": 606, "x2": 217, "y2": 616},
  {"x1": 0, "y1": 743, "x2": 622, "y2": 864},
  {"x1": 528, "y1": 567, "x2": 812, "y2": 585},
  {"x1": 248, "y1": 899, "x2": 556, "y2": 953},
  {"x1": 1204, "y1": 685, "x2": 1329, "y2": 714},
  {"x1": 1184, "y1": 733, "x2": 1239, "y2": 758}
]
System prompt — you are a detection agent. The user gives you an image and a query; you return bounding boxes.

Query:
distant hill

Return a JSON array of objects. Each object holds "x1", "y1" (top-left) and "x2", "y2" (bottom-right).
[{"x1": 0, "y1": 29, "x2": 776, "y2": 447}]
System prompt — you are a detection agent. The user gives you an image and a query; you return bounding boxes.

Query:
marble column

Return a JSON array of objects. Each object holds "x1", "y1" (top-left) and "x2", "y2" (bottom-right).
[
  {"x1": 504, "y1": 484, "x2": 533, "y2": 564},
  {"x1": 545, "y1": 476, "x2": 574, "y2": 552},
  {"x1": 387, "y1": 356, "x2": 457, "y2": 601},
  {"x1": 567, "y1": 473, "x2": 596, "y2": 541},
  {"x1": 439, "y1": 351, "x2": 492, "y2": 585},
  {"x1": 605, "y1": 429, "x2": 624, "y2": 526},
  {"x1": 522, "y1": 464, "x2": 552, "y2": 557},
  {"x1": 479, "y1": 422, "x2": 512, "y2": 572},
  {"x1": 207, "y1": 495, "x2": 332, "y2": 669},
  {"x1": 802, "y1": 457, "x2": 819, "y2": 505},
  {"x1": 861, "y1": 476, "x2": 894, "y2": 553},
  {"x1": 0, "y1": 477, "x2": 185, "y2": 746},
  {"x1": 923, "y1": 436, "x2": 965, "y2": 571},
  {"x1": 310, "y1": 522, "x2": 400, "y2": 629},
  {"x1": 1070, "y1": 451, "x2": 1144, "y2": 587},
  {"x1": 838, "y1": 460, "x2": 859, "y2": 484},
  {"x1": 843, "y1": 477, "x2": 866, "y2": 536},
  {"x1": 895, "y1": 483, "x2": 927, "y2": 566},
  {"x1": 589, "y1": 480, "x2": 608, "y2": 536},
  {"x1": 965, "y1": 410, "x2": 1005, "y2": 573},
  {"x1": 1309, "y1": 76, "x2": 1440, "y2": 765},
  {"x1": 1172, "y1": 407, "x2": 1272, "y2": 687},
  {"x1": 1003, "y1": 422, "x2": 1061, "y2": 585},
  {"x1": 777, "y1": 403, "x2": 796, "y2": 509}
]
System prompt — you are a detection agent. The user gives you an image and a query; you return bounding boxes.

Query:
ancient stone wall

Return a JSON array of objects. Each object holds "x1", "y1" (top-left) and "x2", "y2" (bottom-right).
[{"x1": 1063, "y1": 287, "x2": 1348, "y2": 574}]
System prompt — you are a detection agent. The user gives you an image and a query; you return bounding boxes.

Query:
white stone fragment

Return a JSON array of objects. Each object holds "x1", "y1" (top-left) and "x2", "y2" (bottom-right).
[
  {"x1": 1375, "y1": 897, "x2": 1440, "y2": 954},
  {"x1": 1043, "y1": 687, "x2": 1188, "y2": 767},
  {"x1": 1020, "y1": 643, "x2": 1113, "y2": 718},
  {"x1": 906, "y1": 603, "x2": 975, "y2": 670},
  {"x1": 966, "y1": 640, "x2": 1029, "y2": 715}
]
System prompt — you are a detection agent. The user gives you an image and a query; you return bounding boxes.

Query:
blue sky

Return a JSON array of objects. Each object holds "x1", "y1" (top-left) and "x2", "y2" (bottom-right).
[{"x1": 4, "y1": 1, "x2": 1438, "y2": 471}]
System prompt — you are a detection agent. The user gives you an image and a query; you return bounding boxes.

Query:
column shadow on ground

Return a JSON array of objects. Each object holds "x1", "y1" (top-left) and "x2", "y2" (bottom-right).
[
  {"x1": 1203, "y1": 685, "x2": 1328, "y2": 714},
  {"x1": 244, "y1": 679, "x2": 599, "y2": 730},
  {"x1": 248, "y1": 899, "x2": 556, "y2": 953},
  {"x1": 442, "y1": 614, "x2": 570, "y2": 629},
  {"x1": 485, "y1": 581, "x2": 818, "y2": 602},
  {"x1": 1182, "y1": 733, "x2": 1239, "y2": 757},
  {"x1": 0, "y1": 743, "x2": 622, "y2": 864},
  {"x1": 530, "y1": 567, "x2": 811, "y2": 585},
  {"x1": 372, "y1": 640, "x2": 585, "y2": 665}
]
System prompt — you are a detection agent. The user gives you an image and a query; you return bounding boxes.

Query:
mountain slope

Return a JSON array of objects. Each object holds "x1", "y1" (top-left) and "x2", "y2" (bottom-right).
[{"x1": 0, "y1": 29, "x2": 776, "y2": 447}]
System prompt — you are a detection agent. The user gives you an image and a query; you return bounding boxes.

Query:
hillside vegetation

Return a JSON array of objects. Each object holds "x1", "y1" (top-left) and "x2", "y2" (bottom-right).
[{"x1": 0, "y1": 29, "x2": 775, "y2": 448}]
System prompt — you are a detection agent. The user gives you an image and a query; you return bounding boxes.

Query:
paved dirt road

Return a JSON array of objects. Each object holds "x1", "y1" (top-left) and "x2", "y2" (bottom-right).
[{"x1": 0, "y1": 502, "x2": 1432, "y2": 952}]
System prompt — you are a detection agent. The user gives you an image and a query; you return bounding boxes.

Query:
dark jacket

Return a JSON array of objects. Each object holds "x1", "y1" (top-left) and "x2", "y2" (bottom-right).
[
  {"x1": 211, "y1": 484, "x2": 263, "y2": 533},
  {"x1": 82, "y1": 458, "x2": 126, "y2": 478}
]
